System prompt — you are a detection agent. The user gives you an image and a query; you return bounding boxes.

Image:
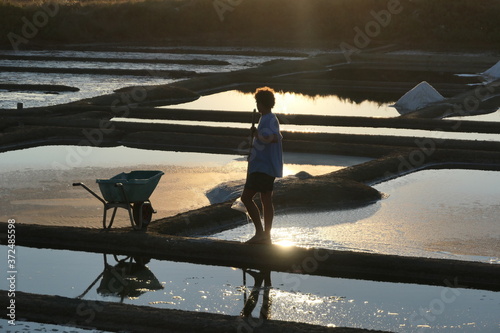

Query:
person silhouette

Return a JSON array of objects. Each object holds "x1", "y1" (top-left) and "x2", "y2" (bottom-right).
[{"x1": 241, "y1": 87, "x2": 283, "y2": 244}]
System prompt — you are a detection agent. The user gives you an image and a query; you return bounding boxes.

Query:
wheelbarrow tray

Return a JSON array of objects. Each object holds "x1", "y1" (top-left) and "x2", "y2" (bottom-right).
[{"x1": 96, "y1": 170, "x2": 164, "y2": 203}]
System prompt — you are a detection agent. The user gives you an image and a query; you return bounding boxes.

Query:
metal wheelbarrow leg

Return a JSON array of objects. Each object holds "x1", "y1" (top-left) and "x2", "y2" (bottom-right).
[
  {"x1": 73, "y1": 182, "x2": 144, "y2": 230},
  {"x1": 115, "y1": 182, "x2": 143, "y2": 230}
]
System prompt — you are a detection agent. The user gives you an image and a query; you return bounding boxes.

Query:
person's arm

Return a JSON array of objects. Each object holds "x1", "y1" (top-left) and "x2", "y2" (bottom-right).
[
  {"x1": 253, "y1": 115, "x2": 280, "y2": 143},
  {"x1": 255, "y1": 130, "x2": 278, "y2": 143}
]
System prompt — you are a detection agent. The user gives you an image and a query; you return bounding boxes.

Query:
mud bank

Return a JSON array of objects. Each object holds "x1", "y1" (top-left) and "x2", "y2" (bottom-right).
[
  {"x1": 0, "y1": 65, "x2": 199, "y2": 78},
  {"x1": 2, "y1": 291, "x2": 381, "y2": 333},
  {"x1": 2, "y1": 222, "x2": 499, "y2": 292},
  {"x1": 149, "y1": 149, "x2": 500, "y2": 237},
  {"x1": 149, "y1": 175, "x2": 381, "y2": 236},
  {"x1": 0, "y1": 53, "x2": 230, "y2": 66},
  {"x1": 2, "y1": 109, "x2": 500, "y2": 157},
  {"x1": 0, "y1": 83, "x2": 79, "y2": 93},
  {"x1": 34, "y1": 52, "x2": 487, "y2": 108}
]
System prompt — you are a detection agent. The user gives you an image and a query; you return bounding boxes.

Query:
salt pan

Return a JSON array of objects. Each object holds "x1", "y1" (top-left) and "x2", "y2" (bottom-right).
[{"x1": 392, "y1": 81, "x2": 444, "y2": 114}]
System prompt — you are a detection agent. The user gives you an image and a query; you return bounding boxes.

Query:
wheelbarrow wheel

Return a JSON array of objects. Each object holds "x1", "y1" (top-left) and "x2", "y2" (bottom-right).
[{"x1": 133, "y1": 202, "x2": 153, "y2": 230}]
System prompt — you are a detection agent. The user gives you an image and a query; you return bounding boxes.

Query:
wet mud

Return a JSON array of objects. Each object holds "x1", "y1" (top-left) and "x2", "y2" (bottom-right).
[
  {"x1": 0, "y1": 65, "x2": 199, "y2": 78},
  {"x1": 0, "y1": 83, "x2": 79, "y2": 93},
  {"x1": 0, "y1": 53, "x2": 230, "y2": 66},
  {"x1": 2, "y1": 222, "x2": 499, "y2": 292}
]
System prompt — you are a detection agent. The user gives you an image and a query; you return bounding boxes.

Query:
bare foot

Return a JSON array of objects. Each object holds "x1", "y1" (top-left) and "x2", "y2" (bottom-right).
[{"x1": 245, "y1": 234, "x2": 272, "y2": 244}]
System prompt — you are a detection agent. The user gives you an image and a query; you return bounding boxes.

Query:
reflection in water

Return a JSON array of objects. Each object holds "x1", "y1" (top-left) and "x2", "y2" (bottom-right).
[
  {"x1": 0, "y1": 49, "x2": 281, "y2": 109},
  {"x1": 78, "y1": 254, "x2": 163, "y2": 302},
  {"x1": 214, "y1": 169, "x2": 500, "y2": 263},
  {"x1": 161, "y1": 90, "x2": 399, "y2": 118},
  {"x1": 1, "y1": 245, "x2": 499, "y2": 332},
  {"x1": 241, "y1": 270, "x2": 272, "y2": 320},
  {"x1": 235, "y1": 86, "x2": 400, "y2": 105}
]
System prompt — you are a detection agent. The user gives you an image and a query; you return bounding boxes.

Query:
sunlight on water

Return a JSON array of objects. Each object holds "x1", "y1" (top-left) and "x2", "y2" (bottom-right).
[
  {"x1": 447, "y1": 107, "x2": 500, "y2": 122},
  {"x1": 0, "y1": 145, "x2": 239, "y2": 172},
  {"x1": 273, "y1": 239, "x2": 296, "y2": 248},
  {"x1": 162, "y1": 90, "x2": 399, "y2": 117},
  {"x1": 0, "y1": 72, "x2": 174, "y2": 109},
  {"x1": 213, "y1": 169, "x2": 500, "y2": 263},
  {"x1": 113, "y1": 117, "x2": 500, "y2": 142},
  {"x1": 1, "y1": 246, "x2": 499, "y2": 332},
  {"x1": 149, "y1": 90, "x2": 500, "y2": 141},
  {"x1": 0, "y1": 49, "x2": 299, "y2": 109},
  {"x1": 0, "y1": 145, "x2": 364, "y2": 227}
]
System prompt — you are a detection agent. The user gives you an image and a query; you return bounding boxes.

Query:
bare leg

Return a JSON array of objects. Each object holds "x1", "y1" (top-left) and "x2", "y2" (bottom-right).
[
  {"x1": 260, "y1": 191, "x2": 274, "y2": 240},
  {"x1": 241, "y1": 188, "x2": 264, "y2": 235}
]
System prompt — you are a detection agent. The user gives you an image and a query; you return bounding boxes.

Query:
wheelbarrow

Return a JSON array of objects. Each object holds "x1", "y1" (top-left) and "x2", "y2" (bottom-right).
[
  {"x1": 76, "y1": 254, "x2": 163, "y2": 302},
  {"x1": 73, "y1": 170, "x2": 164, "y2": 230}
]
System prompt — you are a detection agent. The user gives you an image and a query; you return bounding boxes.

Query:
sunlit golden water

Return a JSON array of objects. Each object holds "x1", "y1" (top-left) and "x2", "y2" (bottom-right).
[{"x1": 214, "y1": 169, "x2": 500, "y2": 263}]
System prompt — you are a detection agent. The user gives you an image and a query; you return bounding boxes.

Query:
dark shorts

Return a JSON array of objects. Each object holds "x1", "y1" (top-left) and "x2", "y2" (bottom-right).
[{"x1": 244, "y1": 172, "x2": 276, "y2": 193}]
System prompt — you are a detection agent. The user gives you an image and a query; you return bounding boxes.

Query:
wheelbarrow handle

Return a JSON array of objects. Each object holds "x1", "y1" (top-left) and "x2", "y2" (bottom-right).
[{"x1": 73, "y1": 182, "x2": 106, "y2": 205}]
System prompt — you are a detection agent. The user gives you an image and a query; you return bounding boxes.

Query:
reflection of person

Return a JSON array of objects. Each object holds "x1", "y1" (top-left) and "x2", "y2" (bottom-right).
[
  {"x1": 241, "y1": 269, "x2": 272, "y2": 319},
  {"x1": 241, "y1": 87, "x2": 283, "y2": 244}
]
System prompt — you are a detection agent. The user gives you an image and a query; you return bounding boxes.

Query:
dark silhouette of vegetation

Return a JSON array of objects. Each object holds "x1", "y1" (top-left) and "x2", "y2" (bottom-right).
[{"x1": 1, "y1": 0, "x2": 500, "y2": 49}]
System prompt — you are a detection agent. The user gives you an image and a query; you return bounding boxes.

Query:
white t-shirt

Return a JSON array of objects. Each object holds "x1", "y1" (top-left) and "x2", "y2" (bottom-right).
[{"x1": 248, "y1": 113, "x2": 283, "y2": 178}]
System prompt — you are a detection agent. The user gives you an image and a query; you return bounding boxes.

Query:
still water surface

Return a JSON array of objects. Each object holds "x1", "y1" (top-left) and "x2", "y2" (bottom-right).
[
  {"x1": 0, "y1": 48, "x2": 301, "y2": 109},
  {"x1": 155, "y1": 90, "x2": 500, "y2": 141},
  {"x1": 212, "y1": 169, "x2": 500, "y2": 264},
  {"x1": 0, "y1": 245, "x2": 498, "y2": 332}
]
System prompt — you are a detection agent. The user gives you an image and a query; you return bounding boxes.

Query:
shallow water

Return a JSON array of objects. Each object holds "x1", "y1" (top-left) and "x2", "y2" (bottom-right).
[
  {"x1": 2, "y1": 146, "x2": 499, "y2": 262},
  {"x1": 153, "y1": 90, "x2": 500, "y2": 142},
  {"x1": 1, "y1": 245, "x2": 499, "y2": 332},
  {"x1": 0, "y1": 71, "x2": 175, "y2": 109},
  {"x1": 212, "y1": 169, "x2": 500, "y2": 264},
  {"x1": 0, "y1": 49, "x2": 295, "y2": 73},
  {"x1": 448, "y1": 109, "x2": 500, "y2": 122},
  {"x1": 0, "y1": 145, "x2": 363, "y2": 227},
  {"x1": 161, "y1": 89, "x2": 399, "y2": 117},
  {"x1": 0, "y1": 145, "x2": 240, "y2": 172},
  {"x1": 0, "y1": 48, "x2": 303, "y2": 109}
]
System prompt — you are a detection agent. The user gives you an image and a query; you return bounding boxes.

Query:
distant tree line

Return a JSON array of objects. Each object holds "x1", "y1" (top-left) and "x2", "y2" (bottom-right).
[{"x1": 1, "y1": 0, "x2": 499, "y2": 50}]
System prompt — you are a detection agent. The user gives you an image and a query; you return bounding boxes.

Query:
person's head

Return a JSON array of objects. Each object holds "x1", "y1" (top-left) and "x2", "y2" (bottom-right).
[{"x1": 254, "y1": 87, "x2": 275, "y2": 113}]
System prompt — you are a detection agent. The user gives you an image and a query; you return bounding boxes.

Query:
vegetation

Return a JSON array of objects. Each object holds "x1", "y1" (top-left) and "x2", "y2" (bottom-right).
[{"x1": 1, "y1": 0, "x2": 500, "y2": 50}]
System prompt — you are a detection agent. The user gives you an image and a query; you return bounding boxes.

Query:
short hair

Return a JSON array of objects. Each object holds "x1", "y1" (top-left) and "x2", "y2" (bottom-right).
[{"x1": 254, "y1": 87, "x2": 275, "y2": 109}]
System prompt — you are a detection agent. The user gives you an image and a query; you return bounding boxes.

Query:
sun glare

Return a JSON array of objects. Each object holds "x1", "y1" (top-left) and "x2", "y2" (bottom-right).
[
  {"x1": 282, "y1": 165, "x2": 297, "y2": 177},
  {"x1": 275, "y1": 92, "x2": 297, "y2": 114},
  {"x1": 274, "y1": 239, "x2": 296, "y2": 247}
]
